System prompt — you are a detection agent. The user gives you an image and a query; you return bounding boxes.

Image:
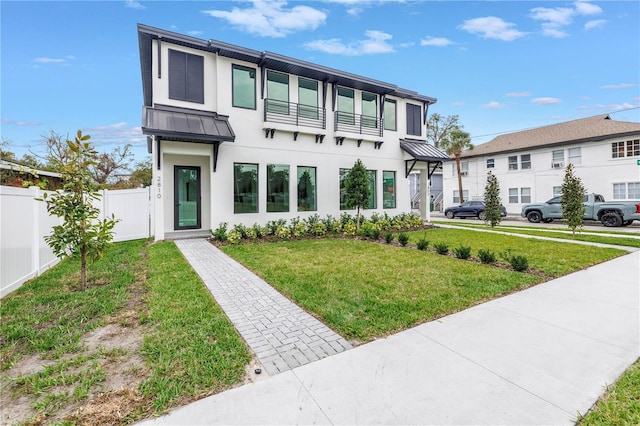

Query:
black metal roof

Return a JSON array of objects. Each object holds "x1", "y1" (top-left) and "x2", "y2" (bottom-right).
[
  {"x1": 138, "y1": 23, "x2": 437, "y2": 107},
  {"x1": 400, "y1": 139, "x2": 450, "y2": 161},
  {"x1": 141, "y1": 104, "x2": 235, "y2": 143}
]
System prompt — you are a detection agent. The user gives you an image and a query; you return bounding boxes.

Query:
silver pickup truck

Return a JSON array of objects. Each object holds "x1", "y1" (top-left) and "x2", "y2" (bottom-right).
[{"x1": 521, "y1": 193, "x2": 640, "y2": 227}]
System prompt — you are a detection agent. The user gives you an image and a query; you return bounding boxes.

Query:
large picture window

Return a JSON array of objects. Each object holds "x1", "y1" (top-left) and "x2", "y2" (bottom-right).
[
  {"x1": 297, "y1": 166, "x2": 317, "y2": 211},
  {"x1": 612, "y1": 139, "x2": 640, "y2": 158},
  {"x1": 298, "y1": 78, "x2": 318, "y2": 119},
  {"x1": 339, "y1": 168, "x2": 350, "y2": 210},
  {"x1": 267, "y1": 164, "x2": 289, "y2": 212},
  {"x1": 266, "y1": 70, "x2": 289, "y2": 114},
  {"x1": 232, "y1": 65, "x2": 256, "y2": 109},
  {"x1": 383, "y1": 99, "x2": 396, "y2": 131},
  {"x1": 406, "y1": 103, "x2": 421, "y2": 136},
  {"x1": 168, "y1": 49, "x2": 204, "y2": 103},
  {"x1": 382, "y1": 171, "x2": 396, "y2": 209},
  {"x1": 234, "y1": 163, "x2": 258, "y2": 213}
]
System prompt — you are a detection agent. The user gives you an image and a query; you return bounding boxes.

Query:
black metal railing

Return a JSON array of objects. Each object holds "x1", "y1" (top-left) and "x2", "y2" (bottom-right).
[
  {"x1": 264, "y1": 99, "x2": 326, "y2": 130},
  {"x1": 334, "y1": 111, "x2": 383, "y2": 137}
]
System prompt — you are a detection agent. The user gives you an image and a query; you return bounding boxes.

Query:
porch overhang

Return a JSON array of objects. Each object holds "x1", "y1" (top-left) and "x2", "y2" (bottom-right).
[
  {"x1": 142, "y1": 104, "x2": 235, "y2": 172},
  {"x1": 399, "y1": 138, "x2": 450, "y2": 178}
]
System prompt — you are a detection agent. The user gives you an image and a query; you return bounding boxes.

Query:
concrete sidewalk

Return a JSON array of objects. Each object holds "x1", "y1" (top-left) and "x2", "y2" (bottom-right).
[{"x1": 141, "y1": 249, "x2": 639, "y2": 425}]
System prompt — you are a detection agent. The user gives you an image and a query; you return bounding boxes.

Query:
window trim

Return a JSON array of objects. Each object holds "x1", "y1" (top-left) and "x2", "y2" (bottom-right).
[
  {"x1": 297, "y1": 166, "x2": 317, "y2": 212},
  {"x1": 383, "y1": 98, "x2": 397, "y2": 131},
  {"x1": 233, "y1": 163, "x2": 259, "y2": 214},
  {"x1": 508, "y1": 156, "x2": 518, "y2": 171},
  {"x1": 382, "y1": 170, "x2": 396, "y2": 209},
  {"x1": 232, "y1": 64, "x2": 257, "y2": 110}
]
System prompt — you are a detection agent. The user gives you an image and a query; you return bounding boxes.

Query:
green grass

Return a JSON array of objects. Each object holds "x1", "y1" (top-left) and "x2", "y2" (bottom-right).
[
  {"x1": 405, "y1": 228, "x2": 625, "y2": 276},
  {"x1": 222, "y1": 239, "x2": 542, "y2": 341},
  {"x1": 433, "y1": 221, "x2": 640, "y2": 248},
  {"x1": 577, "y1": 359, "x2": 640, "y2": 425}
]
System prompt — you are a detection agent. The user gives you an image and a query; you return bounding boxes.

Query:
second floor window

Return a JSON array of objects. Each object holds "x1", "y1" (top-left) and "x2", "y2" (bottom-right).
[
  {"x1": 486, "y1": 158, "x2": 494, "y2": 168},
  {"x1": 266, "y1": 70, "x2": 289, "y2": 114},
  {"x1": 508, "y1": 156, "x2": 518, "y2": 170},
  {"x1": 337, "y1": 87, "x2": 355, "y2": 125},
  {"x1": 461, "y1": 161, "x2": 469, "y2": 175},
  {"x1": 168, "y1": 49, "x2": 204, "y2": 104},
  {"x1": 521, "y1": 154, "x2": 531, "y2": 170},
  {"x1": 383, "y1": 99, "x2": 396, "y2": 131},
  {"x1": 362, "y1": 92, "x2": 377, "y2": 128},
  {"x1": 612, "y1": 139, "x2": 640, "y2": 158},
  {"x1": 552, "y1": 149, "x2": 564, "y2": 168},
  {"x1": 406, "y1": 103, "x2": 422, "y2": 136},
  {"x1": 232, "y1": 64, "x2": 256, "y2": 109},
  {"x1": 298, "y1": 78, "x2": 318, "y2": 119},
  {"x1": 568, "y1": 147, "x2": 581, "y2": 165}
]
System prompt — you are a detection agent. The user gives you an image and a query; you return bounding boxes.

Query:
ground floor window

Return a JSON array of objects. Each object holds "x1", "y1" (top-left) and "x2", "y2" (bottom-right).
[
  {"x1": 453, "y1": 190, "x2": 468, "y2": 203},
  {"x1": 267, "y1": 164, "x2": 289, "y2": 212},
  {"x1": 297, "y1": 166, "x2": 317, "y2": 211},
  {"x1": 553, "y1": 186, "x2": 562, "y2": 197},
  {"x1": 613, "y1": 182, "x2": 640, "y2": 200},
  {"x1": 382, "y1": 171, "x2": 396, "y2": 209},
  {"x1": 234, "y1": 163, "x2": 258, "y2": 213},
  {"x1": 508, "y1": 188, "x2": 518, "y2": 203},
  {"x1": 520, "y1": 187, "x2": 531, "y2": 203},
  {"x1": 367, "y1": 170, "x2": 377, "y2": 209}
]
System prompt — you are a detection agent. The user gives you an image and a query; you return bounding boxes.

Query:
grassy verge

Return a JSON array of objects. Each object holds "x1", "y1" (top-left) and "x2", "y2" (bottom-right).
[
  {"x1": 404, "y1": 228, "x2": 624, "y2": 276},
  {"x1": 222, "y1": 238, "x2": 542, "y2": 342},
  {"x1": 432, "y1": 221, "x2": 640, "y2": 248},
  {"x1": 577, "y1": 359, "x2": 640, "y2": 425},
  {"x1": 0, "y1": 240, "x2": 250, "y2": 425}
]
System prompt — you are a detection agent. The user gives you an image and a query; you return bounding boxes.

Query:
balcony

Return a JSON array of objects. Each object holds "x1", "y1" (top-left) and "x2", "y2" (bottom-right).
[
  {"x1": 334, "y1": 111, "x2": 383, "y2": 137},
  {"x1": 264, "y1": 99, "x2": 326, "y2": 130}
]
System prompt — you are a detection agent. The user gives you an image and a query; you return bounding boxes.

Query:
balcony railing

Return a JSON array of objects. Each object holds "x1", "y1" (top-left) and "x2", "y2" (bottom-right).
[
  {"x1": 334, "y1": 111, "x2": 383, "y2": 137},
  {"x1": 264, "y1": 99, "x2": 326, "y2": 130}
]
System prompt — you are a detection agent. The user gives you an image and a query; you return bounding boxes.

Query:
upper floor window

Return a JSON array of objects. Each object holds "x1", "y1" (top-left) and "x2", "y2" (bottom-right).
[
  {"x1": 362, "y1": 92, "x2": 377, "y2": 128},
  {"x1": 406, "y1": 103, "x2": 422, "y2": 136},
  {"x1": 612, "y1": 139, "x2": 640, "y2": 158},
  {"x1": 298, "y1": 78, "x2": 318, "y2": 119},
  {"x1": 520, "y1": 154, "x2": 531, "y2": 170},
  {"x1": 266, "y1": 70, "x2": 289, "y2": 114},
  {"x1": 486, "y1": 158, "x2": 495, "y2": 168},
  {"x1": 232, "y1": 64, "x2": 256, "y2": 109},
  {"x1": 568, "y1": 147, "x2": 581, "y2": 165},
  {"x1": 461, "y1": 161, "x2": 469, "y2": 176},
  {"x1": 383, "y1": 99, "x2": 397, "y2": 131},
  {"x1": 337, "y1": 87, "x2": 355, "y2": 125},
  {"x1": 508, "y1": 156, "x2": 518, "y2": 170},
  {"x1": 552, "y1": 150, "x2": 564, "y2": 168},
  {"x1": 168, "y1": 49, "x2": 204, "y2": 104}
]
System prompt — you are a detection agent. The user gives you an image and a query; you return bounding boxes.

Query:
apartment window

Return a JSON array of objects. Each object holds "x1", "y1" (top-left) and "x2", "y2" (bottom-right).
[
  {"x1": 486, "y1": 158, "x2": 495, "y2": 168},
  {"x1": 568, "y1": 147, "x2": 581, "y2": 165},
  {"x1": 234, "y1": 163, "x2": 258, "y2": 213},
  {"x1": 232, "y1": 64, "x2": 256, "y2": 109},
  {"x1": 267, "y1": 164, "x2": 289, "y2": 212},
  {"x1": 508, "y1": 188, "x2": 518, "y2": 203},
  {"x1": 168, "y1": 49, "x2": 204, "y2": 103},
  {"x1": 298, "y1": 78, "x2": 318, "y2": 119},
  {"x1": 337, "y1": 87, "x2": 355, "y2": 125},
  {"x1": 460, "y1": 162, "x2": 469, "y2": 176},
  {"x1": 612, "y1": 140, "x2": 640, "y2": 158},
  {"x1": 453, "y1": 190, "x2": 468, "y2": 203},
  {"x1": 297, "y1": 166, "x2": 317, "y2": 211},
  {"x1": 367, "y1": 170, "x2": 377, "y2": 209},
  {"x1": 406, "y1": 104, "x2": 422, "y2": 136},
  {"x1": 520, "y1": 187, "x2": 531, "y2": 203},
  {"x1": 508, "y1": 156, "x2": 518, "y2": 170},
  {"x1": 362, "y1": 92, "x2": 377, "y2": 128},
  {"x1": 553, "y1": 186, "x2": 562, "y2": 197},
  {"x1": 383, "y1": 99, "x2": 397, "y2": 131},
  {"x1": 520, "y1": 154, "x2": 531, "y2": 170},
  {"x1": 266, "y1": 70, "x2": 289, "y2": 114},
  {"x1": 552, "y1": 150, "x2": 564, "y2": 168},
  {"x1": 613, "y1": 182, "x2": 640, "y2": 199},
  {"x1": 339, "y1": 168, "x2": 350, "y2": 210},
  {"x1": 383, "y1": 171, "x2": 396, "y2": 209}
]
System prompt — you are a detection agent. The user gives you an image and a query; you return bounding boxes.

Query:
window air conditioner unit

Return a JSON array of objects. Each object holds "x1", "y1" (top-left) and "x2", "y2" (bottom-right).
[
  {"x1": 551, "y1": 161, "x2": 564, "y2": 168},
  {"x1": 460, "y1": 171, "x2": 468, "y2": 176}
]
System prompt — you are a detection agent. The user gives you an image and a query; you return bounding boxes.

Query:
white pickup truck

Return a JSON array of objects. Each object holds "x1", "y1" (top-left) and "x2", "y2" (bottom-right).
[{"x1": 520, "y1": 193, "x2": 640, "y2": 227}]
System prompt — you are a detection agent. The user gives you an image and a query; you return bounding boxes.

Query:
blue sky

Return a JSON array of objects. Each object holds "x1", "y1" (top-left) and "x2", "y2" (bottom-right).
[{"x1": 2, "y1": 0, "x2": 639, "y2": 165}]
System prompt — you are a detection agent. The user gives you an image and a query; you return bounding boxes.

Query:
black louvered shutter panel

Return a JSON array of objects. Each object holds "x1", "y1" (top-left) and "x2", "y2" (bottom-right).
[
  {"x1": 406, "y1": 104, "x2": 421, "y2": 136},
  {"x1": 186, "y1": 54, "x2": 204, "y2": 104},
  {"x1": 168, "y1": 50, "x2": 187, "y2": 101}
]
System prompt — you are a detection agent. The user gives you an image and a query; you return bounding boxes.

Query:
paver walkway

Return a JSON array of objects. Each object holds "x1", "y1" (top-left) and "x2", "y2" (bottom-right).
[{"x1": 175, "y1": 239, "x2": 352, "y2": 376}]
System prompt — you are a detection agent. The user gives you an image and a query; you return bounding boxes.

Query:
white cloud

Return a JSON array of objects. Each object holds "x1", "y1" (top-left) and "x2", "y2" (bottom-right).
[
  {"x1": 506, "y1": 91, "x2": 531, "y2": 97},
  {"x1": 452, "y1": 101, "x2": 465, "y2": 106},
  {"x1": 459, "y1": 17, "x2": 526, "y2": 41},
  {"x1": 574, "y1": 1, "x2": 602, "y2": 16},
  {"x1": 593, "y1": 102, "x2": 636, "y2": 111},
  {"x1": 530, "y1": 7, "x2": 574, "y2": 26},
  {"x1": 202, "y1": 0, "x2": 326, "y2": 38},
  {"x1": 584, "y1": 19, "x2": 606, "y2": 30},
  {"x1": 304, "y1": 30, "x2": 395, "y2": 55},
  {"x1": 530, "y1": 1, "x2": 603, "y2": 38},
  {"x1": 600, "y1": 83, "x2": 638, "y2": 89},
  {"x1": 125, "y1": 0, "x2": 145, "y2": 10},
  {"x1": 420, "y1": 37, "x2": 454, "y2": 47},
  {"x1": 482, "y1": 101, "x2": 502, "y2": 109},
  {"x1": 532, "y1": 97, "x2": 562, "y2": 105},
  {"x1": 1, "y1": 118, "x2": 42, "y2": 127},
  {"x1": 187, "y1": 30, "x2": 204, "y2": 36},
  {"x1": 33, "y1": 56, "x2": 75, "y2": 64},
  {"x1": 82, "y1": 122, "x2": 145, "y2": 147}
]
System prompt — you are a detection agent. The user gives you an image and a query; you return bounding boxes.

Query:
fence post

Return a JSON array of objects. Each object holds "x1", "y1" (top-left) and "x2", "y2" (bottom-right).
[{"x1": 31, "y1": 186, "x2": 41, "y2": 277}]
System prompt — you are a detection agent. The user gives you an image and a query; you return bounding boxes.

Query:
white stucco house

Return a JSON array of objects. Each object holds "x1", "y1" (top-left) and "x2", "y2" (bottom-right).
[
  {"x1": 442, "y1": 114, "x2": 640, "y2": 214},
  {"x1": 137, "y1": 24, "x2": 448, "y2": 240}
]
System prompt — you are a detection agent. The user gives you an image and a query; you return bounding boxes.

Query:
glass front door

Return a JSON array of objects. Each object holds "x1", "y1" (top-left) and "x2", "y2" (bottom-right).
[{"x1": 174, "y1": 166, "x2": 201, "y2": 230}]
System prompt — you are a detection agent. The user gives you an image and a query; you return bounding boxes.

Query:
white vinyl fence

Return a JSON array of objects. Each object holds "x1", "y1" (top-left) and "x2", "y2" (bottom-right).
[{"x1": 0, "y1": 186, "x2": 152, "y2": 297}]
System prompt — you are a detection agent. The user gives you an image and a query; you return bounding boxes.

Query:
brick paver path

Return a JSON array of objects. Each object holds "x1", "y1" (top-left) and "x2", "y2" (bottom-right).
[{"x1": 175, "y1": 239, "x2": 352, "y2": 376}]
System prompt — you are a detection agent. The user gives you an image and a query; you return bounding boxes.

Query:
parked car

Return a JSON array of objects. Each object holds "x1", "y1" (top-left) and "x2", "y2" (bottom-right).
[
  {"x1": 520, "y1": 193, "x2": 640, "y2": 227},
  {"x1": 444, "y1": 200, "x2": 507, "y2": 220}
]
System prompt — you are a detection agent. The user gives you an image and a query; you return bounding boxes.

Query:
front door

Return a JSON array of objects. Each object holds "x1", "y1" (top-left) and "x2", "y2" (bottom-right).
[{"x1": 174, "y1": 166, "x2": 201, "y2": 230}]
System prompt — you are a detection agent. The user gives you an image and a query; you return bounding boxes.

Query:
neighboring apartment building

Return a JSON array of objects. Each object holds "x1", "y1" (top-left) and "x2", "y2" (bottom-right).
[
  {"x1": 137, "y1": 24, "x2": 448, "y2": 240},
  {"x1": 442, "y1": 114, "x2": 640, "y2": 214}
]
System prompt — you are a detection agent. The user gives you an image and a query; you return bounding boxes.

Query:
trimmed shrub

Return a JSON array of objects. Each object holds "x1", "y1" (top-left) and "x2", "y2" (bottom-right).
[
  {"x1": 232, "y1": 223, "x2": 247, "y2": 239},
  {"x1": 477, "y1": 249, "x2": 497, "y2": 264},
  {"x1": 311, "y1": 221, "x2": 326, "y2": 236},
  {"x1": 211, "y1": 222, "x2": 228, "y2": 242},
  {"x1": 343, "y1": 221, "x2": 357, "y2": 236},
  {"x1": 384, "y1": 231, "x2": 394, "y2": 244},
  {"x1": 434, "y1": 242, "x2": 449, "y2": 255},
  {"x1": 275, "y1": 225, "x2": 291, "y2": 240},
  {"x1": 398, "y1": 233, "x2": 409, "y2": 246},
  {"x1": 453, "y1": 245, "x2": 472, "y2": 259},
  {"x1": 509, "y1": 255, "x2": 529, "y2": 272},
  {"x1": 416, "y1": 239, "x2": 429, "y2": 251},
  {"x1": 227, "y1": 229, "x2": 242, "y2": 244}
]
